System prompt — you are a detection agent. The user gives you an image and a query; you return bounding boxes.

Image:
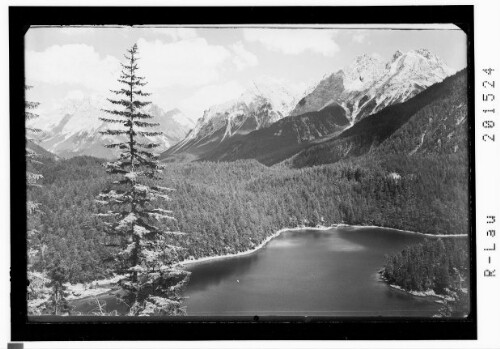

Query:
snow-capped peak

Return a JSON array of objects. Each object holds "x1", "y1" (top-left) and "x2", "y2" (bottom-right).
[
  {"x1": 169, "y1": 109, "x2": 196, "y2": 128},
  {"x1": 381, "y1": 48, "x2": 456, "y2": 91},
  {"x1": 32, "y1": 97, "x2": 192, "y2": 159},
  {"x1": 290, "y1": 48, "x2": 457, "y2": 122},
  {"x1": 31, "y1": 95, "x2": 106, "y2": 136},
  {"x1": 246, "y1": 79, "x2": 298, "y2": 116},
  {"x1": 342, "y1": 53, "x2": 385, "y2": 92},
  {"x1": 178, "y1": 80, "x2": 299, "y2": 146},
  {"x1": 145, "y1": 105, "x2": 195, "y2": 129},
  {"x1": 391, "y1": 49, "x2": 404, "y2": 61},
  {"x1": 203, "y1": 80, "x2": 297, "y2": 123}
]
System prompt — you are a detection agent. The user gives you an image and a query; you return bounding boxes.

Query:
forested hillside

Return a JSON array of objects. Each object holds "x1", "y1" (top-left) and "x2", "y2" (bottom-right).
[
  {"x1": 28, "y1": 156, "x2": 112, "y2": 283},
  {"x1": 163, "y1": 103, "x2": 350, "y2": 166},
  {"x1": 27, "y1": 140, "x2": 58, "y2": 161},
  {"x1": 24, "y1": 28, "x2": 470, "y2": 318},
  {"x1": 382, "y1": 238, "x2": 470, "y2": 316},
  {"x1": 287, "y1": 70, "x2": 467, "y2": 168},
  {"x1": 29, "y1": 151, "x2": 469, "y2": 284}
]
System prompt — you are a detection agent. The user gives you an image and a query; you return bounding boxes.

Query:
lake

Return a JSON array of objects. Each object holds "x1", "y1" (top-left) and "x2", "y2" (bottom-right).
[
  {"x1": 182, "y1": 226, "x2": 445, "y2": 317},
  {"x1": 71, "y1": 226, "x2": 459, "y2": 317}
]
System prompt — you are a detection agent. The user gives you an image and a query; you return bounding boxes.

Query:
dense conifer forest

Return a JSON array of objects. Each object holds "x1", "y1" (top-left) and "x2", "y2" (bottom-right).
[
  {"x1": 382, "y1": 238, "x2": 469, "y2": 294},
  {"x1": 381, "y1": 238, "x2": 470, "y2": 316},
  {"x1": 28, "y1": 150, "x2": 469, "y2": 285},
  {"x1": 23, "y1": 32, "x2": 471, "y2": 318}
]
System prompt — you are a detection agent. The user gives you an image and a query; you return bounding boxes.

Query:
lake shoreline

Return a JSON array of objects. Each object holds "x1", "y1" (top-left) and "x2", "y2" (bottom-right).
[
  {"x1": 66, "y1": 223, "x2": 467, "y2": 305},
  {"x1": 337, "y1": 224, "x2": 468, "y2": 238},
  {"x1": 177, "y1": 223, "x2": 467, "y2": 267},
  {"x1": 177, "y1": 225, "x2": 333, "y2": 267},
  {"x1": 377, "y1": 271, "x2": 456, "y2": 303}
]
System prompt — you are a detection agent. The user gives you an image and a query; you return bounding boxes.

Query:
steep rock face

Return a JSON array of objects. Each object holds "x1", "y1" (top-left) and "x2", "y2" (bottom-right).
[
  {"x1": 290, "y1": 49, "x2": 456, "y2": 124},
  {"x1": 287, "y1": 69, "x2": 467, "y2": 168},
  {"x1": 165, "y1": 49, "x2": 457, "y2": 165},
  {"x1": 31, "y1": 97, "x2": 192, "y2": 159},
  {"x1": 165, "y1": 81, "x2": 298, "y2": 158},
  {"x1": 193, "y1": 103, "x2": 350, "y2": 166}
]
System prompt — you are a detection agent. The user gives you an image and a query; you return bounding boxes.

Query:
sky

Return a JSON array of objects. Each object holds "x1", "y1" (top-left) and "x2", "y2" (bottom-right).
[{"x1": 25, "y1": 25, "x2": 467, "y2": 123}]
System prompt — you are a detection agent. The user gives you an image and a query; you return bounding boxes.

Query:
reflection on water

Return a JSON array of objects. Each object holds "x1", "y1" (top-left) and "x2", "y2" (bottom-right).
[
  {"x1": 182, "y1": 227, "x2": 448, "y2": 317},
  {"x1": 185, "y1": 253, "x2": 260, "y2": 293},
  {"x1": 72, "y1": 227, "x2": 463, "y2": 317}
]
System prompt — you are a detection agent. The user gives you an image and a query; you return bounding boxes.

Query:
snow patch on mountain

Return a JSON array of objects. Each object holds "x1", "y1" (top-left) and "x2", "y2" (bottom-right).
[
  {"x1": 343, "y1": 54, "x2": 385, "y2": 92},
  {"x1": 290, "y1": 49, "x2": 457, "y2": 123},
  {"x1": 32, "y1": 97, "x2": 192, "y2": 159},
  {"x1": 31, "y1": 96, "x2": 105, "y2": 135},
  {"x1": 175, "y1": 79, "x2": 299, "y2": 150},
  {"x1": 169, "y1": 109, "x2": 196, "y2": 128}
]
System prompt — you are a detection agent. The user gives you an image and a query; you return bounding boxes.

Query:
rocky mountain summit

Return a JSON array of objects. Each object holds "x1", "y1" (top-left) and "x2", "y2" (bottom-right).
[
  {"x1": 290, "y1": 49, "x2": 456, "y2": 123},
  {"x1": 30, "y1": 96, "x2": 192, "y2": 159}
]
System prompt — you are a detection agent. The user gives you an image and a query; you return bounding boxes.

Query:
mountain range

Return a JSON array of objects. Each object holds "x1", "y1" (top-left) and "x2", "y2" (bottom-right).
[
  {"x1": 287, "y1": 69, "x2": 467, "y2": 168},
  {"x1": 290, "y1": 49, "x2": 455, "y2": 122},
  {"x1": 164, "y1": 79, "x2": 299, "y2": 161},
  {"x1": 29, "y1": 48, "x2": 464, "y2": 168},
  {"x1": 163, "y1": 49, "x2": 459, "y2": 165},
  {"x1": 30, "y1": 97, "x2": 194, "y2": 160}
]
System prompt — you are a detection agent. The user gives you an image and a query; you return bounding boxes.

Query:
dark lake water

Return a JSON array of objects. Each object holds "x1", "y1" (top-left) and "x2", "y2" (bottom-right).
[
  {"x1": 72, "y1": 226, "x2": 461, "y2": 317},
  {"x1": 182, "y1": 226, "x2": 444, "y2": 317}
]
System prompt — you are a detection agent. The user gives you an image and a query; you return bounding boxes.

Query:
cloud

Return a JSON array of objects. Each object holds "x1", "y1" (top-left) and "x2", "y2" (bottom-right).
[
  {"x1": 148, "y1": 27, "x2": 198, "y2": 40},
  {"x1": 25, "y1": 35, "x2": 259, "y2": 115},
  {"x1": 26, "y1": 37, "x2": 238, "y2": 93},
  {"x1": 179, "y1": 81, "x2": 245, "y2": 118},
  {"x1": 64, "y1": 90, "x2": 85, "y2": 100},
  {"x1": 288, "y1": 80, "x2": 316, "y2": 97},
  {"x1": 353, "y1": 33, "x2": 367, "y2": 43},
  {"x1": 230, "y1": 42, "x2": 258, "y2": 70},
  {"x1": 59, "y1": 27, "x2": 97, "y2": 35},
  {"x1": 57, "y1": 26, "x2": 197, "y2": 39},
  {"x1": 243, "y1": 28, "x2": 339, "y2": 56},
  {"x1": 351, "y1": 30, "x2": 371, "y2": 44},
  {"x1": 136, "y1": 38, "x2": 232, "y2": 89},
  {"x1": 26, "y1": 44, "x2": 120, "y2": 91}
]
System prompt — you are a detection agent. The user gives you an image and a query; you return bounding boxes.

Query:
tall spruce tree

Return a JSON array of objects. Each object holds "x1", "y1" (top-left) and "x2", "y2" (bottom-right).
[
  {"x1": 25, "y1": 85, "x2": 51, "y2": 315},
  {"x1": 97, "y1": 43, "x2": 189, "y2": 316}
]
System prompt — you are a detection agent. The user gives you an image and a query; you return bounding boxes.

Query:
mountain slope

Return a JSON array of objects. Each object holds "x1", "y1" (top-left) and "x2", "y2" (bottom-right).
[
  {"x1": 165, "y1": 49, "x2": 456, "y2": 165},
  {"x1": 183, "y1": 103, "x2": 350, "y2": 166},
  {"x1": 27, "y1": 140, "x2": 59, "y2": 161},
  {"x1": 162, "y1": 81, "x2": 298, "y2": 160},
  {"x1": 290, "y1": 49, "x2": 455, "y2": 124},
  {"x1": 287, "y1": 69, "x2": 467, "y2": 168},
  {"x1": 31, "y1": 97, "x2": 192, "y2": 159}
]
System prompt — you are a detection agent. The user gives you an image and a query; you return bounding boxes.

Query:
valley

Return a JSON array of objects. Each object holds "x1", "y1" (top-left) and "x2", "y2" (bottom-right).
[{"x1": 26, "y1": 46, "x2": 470, "y2": 317}]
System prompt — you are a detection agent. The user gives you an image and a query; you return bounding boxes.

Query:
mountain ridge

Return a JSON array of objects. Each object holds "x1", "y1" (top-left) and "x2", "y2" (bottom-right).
[
  {"x1": 287, "y1": 69, "x2": 467, "y2": 168},
  {"x1": 164, "y1": 49, "x2": 457, "y2": 165},
  {"x1": 290, "y1": 49, "x2": 455, "y2": 123},
  {"x1": 30, "y1": 98, "x2": 192, "y2": 159},
  {"x1": 164, "y1": 80, "x2": 299, "y2": 159}
]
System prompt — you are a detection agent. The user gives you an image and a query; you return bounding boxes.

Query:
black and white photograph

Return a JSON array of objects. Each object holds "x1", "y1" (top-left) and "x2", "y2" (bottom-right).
[{"x1": 22, "y1": 21, "x2": 472, "y2": 320}]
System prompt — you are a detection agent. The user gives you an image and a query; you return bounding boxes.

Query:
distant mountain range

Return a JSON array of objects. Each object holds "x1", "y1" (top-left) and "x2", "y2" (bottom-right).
[
  {"x1": 29, "y1": 48, "x2": 463, "y2": 167},
  {"x1": 287, "y1": 69, "x2": 467, "y2": 168},
  {"x1": 164, "y1": 79, "x2": 299, "y2": 160},
  {"x1": 163, "y1": 49, "x2": 459, "y2": 165},
  {"x1": 290, "y1": 49, "x2": 455, "y2": 122},
  {"x1": 30, "y1": 97, "x2": 193, "y2": 159}
]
